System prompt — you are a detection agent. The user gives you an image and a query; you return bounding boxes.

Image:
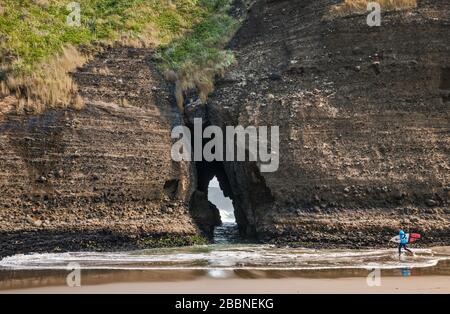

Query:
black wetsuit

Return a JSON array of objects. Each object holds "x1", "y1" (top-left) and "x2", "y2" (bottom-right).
[
  {"x1": 399, "y1": 243, "x2": 413, "y2": 255},
  {"x1": 398, "y1": 231, "x2": 413, "y2": 255}
]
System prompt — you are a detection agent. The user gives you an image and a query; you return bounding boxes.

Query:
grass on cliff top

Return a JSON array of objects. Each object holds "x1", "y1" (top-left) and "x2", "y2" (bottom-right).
[
  {"x1": 158, "y1": 1, "x2": 239, "y2": 111},
  {"x1": 0, "y1": 0, "x2": 238, "y2": 113},
  {"x1": 328, "y1": 0, "x2": 417, "y2": 18}
]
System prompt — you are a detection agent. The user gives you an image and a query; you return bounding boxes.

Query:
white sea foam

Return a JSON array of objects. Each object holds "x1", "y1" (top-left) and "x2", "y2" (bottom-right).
[
  {"x1": 0, "y1": 245, "x2": 448, "y2": 271},
  {"x1": 219, "y1": 210, "x2": 235, "y2": 223}
]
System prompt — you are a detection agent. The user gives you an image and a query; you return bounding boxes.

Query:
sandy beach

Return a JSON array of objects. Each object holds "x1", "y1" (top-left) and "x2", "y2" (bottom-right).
[{"x1": 2, "y1": 275, "x2": 449, "y2": 294}]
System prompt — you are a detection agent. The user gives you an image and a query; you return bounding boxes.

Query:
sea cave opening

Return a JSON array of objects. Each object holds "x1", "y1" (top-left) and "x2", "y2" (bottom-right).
[
  {"x1": 188, "y1": 158, "x2": 243, "y2": 243},
  {"x1": 207, "y1": 176, "x2": 240, "y2": 243},
  {"x1": 183, "y1": 99, "x2": 273, "y2": 242}
]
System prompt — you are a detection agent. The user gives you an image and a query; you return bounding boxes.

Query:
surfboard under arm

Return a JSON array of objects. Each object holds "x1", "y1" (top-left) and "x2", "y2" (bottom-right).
[{"x1": 390, "y1": 233, "x2": 421, "y2": 244}]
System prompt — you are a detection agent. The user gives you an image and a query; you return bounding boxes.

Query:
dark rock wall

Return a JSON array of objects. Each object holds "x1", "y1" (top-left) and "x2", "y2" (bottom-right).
[
  {"x1": 207, "y1": 0, "x2": 450, "y2": 245},
  {"x1": 1, "y1": 1, "x2": 449, "y2": 252},
  {"x1": 0, "y1": 47, "x2": 198, "y2": 256}
]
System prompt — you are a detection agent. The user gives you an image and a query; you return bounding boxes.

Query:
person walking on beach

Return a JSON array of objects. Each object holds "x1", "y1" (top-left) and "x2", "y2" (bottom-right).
[{"x1": 398, "y1": 228, "x2": 413, "y2": 256}]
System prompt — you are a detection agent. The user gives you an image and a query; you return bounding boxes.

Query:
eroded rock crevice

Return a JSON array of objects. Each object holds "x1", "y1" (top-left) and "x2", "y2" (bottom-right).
[{"x1": 185, "y1": 106, "x2": 274, "y2": 240}]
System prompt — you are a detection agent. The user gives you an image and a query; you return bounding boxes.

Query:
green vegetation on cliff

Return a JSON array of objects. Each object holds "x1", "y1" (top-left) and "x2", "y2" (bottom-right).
[
  {"x1": 158, "y1": 1, "x2": 239, "y2": 110},
  {"x1": 0, "y1": 0, "x2": 238, "y2": 113}
]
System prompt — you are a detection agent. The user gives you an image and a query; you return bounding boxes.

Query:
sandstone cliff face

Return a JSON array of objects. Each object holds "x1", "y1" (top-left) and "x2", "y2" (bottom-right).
[
  {"x1": 1, "y1": 1, "x2": 449, "y2": 254},
  {"x1": 207, "y1": 0, "x2": 450, "y2": 246},
  {"x1": 0, "y1": 47, "x2": 198, "y2": 257}
]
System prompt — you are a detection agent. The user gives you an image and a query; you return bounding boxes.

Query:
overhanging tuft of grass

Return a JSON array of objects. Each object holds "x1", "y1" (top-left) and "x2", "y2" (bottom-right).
[
  {"x1": 158, "y1": 1, "x2": 240, "y2": 112},
  {"x1": 1, "y1": 0, "x2": 228, "y2": 114},
  {"x1": 328, "y1": 0, "x2": 417, "y2": 18},
  {"x1": 4, "y1": 45, "x2": 86, "y2": 113}
]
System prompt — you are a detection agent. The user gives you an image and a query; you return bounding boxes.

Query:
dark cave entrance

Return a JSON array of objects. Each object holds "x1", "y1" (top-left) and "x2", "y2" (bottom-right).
[
  {"x1": 183, "y1": 99, "x2": 274, "y2": 242},
  {"x1": 184, "y1": 115, "x2": 251, "y2": 241},
  {"x1": 186, "y1": 131, "x2": 274, "y2": 241},
  {"x1": 189, "y1": 158, "x2": 242, "y2": 242}
]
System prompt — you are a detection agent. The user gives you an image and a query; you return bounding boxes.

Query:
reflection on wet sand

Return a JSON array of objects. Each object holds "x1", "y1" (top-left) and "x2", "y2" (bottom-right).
[
  {"x1": 0, "y1": 269, "x2": 203, "y2": 291},
  {"x1": 1, "y1": 259, "x2": 450, "y2": 291}
]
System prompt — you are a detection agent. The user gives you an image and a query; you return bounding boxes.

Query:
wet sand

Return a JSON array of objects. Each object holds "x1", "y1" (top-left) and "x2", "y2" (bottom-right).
[
  {"x1": 2, "y1": 275, "x2": 449, "y2": 294},
  {"x1": 1, "y1": 246, "x2": 449, "y2": 294}
]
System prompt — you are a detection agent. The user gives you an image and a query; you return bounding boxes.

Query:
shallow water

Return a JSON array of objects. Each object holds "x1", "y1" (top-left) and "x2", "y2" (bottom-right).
[
  {"x1": 1, "y1": 245, "x2": 449, "y2": 291},
  {"x1": 1, "y1": 222, "x2": 450, "y2": 290},
  {"x1": 1, "y1": 245, "x2": 449, "y2": 271}
]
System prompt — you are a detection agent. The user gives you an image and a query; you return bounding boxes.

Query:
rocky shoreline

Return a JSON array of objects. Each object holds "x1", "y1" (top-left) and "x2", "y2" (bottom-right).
[
  {"x1": 0, "y1": 230, "x2": 207, "y2": 259},
  {"x1": 1, "y1": 206, "x2": 448, "y2": 258}
]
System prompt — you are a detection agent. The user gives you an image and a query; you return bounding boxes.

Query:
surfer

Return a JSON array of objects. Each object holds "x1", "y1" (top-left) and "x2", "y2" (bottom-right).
[{"x1": 398, "y1": 229, "x2": 413, "y2": 256}]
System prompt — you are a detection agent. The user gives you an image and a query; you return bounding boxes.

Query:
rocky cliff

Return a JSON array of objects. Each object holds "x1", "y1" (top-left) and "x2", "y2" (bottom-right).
[
  {"x1": 0, "y1": 46, "x2": 200, "y2": 257},
  {"x1": 206, "y1": 0, "x2": 450, "y2": 246},
  {"x1": 1, "y1": 0, "x2": 449, "y2": 256}
]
